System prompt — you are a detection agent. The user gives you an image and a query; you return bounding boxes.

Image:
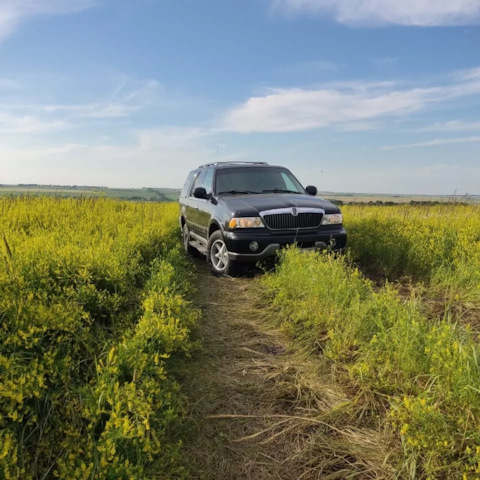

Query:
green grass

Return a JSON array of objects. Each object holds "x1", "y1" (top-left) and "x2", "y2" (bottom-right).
[
  {"x1": 0, "y1": 198, "x2": 196, "y2": 479},
  {"x1": 343, "y1": 204, "x2": 480, "y2": 321},
  {"x1": 262, "y1": 248, "x2": 480, "y2": 479}
]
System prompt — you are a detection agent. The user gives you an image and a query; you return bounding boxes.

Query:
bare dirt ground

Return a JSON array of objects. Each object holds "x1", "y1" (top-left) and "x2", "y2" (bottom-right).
[{"x1": 175, "y1": 260, "x2": 399, "y2": 480}]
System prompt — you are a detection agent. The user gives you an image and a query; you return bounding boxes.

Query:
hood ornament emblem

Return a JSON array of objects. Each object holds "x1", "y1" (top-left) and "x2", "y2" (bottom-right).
[{"x1": 292, "y1": 207, "x2": 298, "y2": 216}]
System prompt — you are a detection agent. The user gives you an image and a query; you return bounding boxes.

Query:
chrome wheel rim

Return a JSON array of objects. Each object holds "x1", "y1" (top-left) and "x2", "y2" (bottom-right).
[{"x1": 210, "y1": 239, "x2": 228, "y2": 272}]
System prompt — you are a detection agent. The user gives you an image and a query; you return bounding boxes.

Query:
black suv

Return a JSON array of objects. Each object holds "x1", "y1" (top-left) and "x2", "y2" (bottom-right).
[{"x1": 179, "y1": 162, "x2": 347, "y2": 275}]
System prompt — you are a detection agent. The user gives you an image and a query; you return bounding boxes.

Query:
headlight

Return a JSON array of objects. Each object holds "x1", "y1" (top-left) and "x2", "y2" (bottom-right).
[
  {"x1": 321, "y1": 213, "x2": 343, "y2": 225},
  {"x1": 228, "y1": 217, "x2": 265, "y2": 229}
]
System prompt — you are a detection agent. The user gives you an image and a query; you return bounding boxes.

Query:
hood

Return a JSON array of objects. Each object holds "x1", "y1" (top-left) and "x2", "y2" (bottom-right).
[{"x1": 218, "y1": 193, "x2": 340, "y2": 216}]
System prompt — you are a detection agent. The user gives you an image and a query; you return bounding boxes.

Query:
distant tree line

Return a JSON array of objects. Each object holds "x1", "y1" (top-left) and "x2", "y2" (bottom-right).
[
  {"x1": 14, "y1": 184, "x2": 107, "y2": 189},
  {"x1": 329, "y1": 199, "x2": 471, "y2": 206}
]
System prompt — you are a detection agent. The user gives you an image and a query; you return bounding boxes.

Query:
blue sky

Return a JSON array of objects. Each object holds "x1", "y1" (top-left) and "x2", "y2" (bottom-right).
[{"x1": 0, "y1": 0, "x2": 480, "y2": 194}]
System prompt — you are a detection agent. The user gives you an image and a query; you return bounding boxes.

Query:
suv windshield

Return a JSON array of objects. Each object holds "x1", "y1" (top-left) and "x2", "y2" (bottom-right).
[{"x1": 215, "y1": 167, "x2": 304, "y2": 195}]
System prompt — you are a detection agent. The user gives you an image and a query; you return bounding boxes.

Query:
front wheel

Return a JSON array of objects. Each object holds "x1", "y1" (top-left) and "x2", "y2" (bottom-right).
[{"x1": 207, "y1": 231, "x2": 239, "y2": 276}]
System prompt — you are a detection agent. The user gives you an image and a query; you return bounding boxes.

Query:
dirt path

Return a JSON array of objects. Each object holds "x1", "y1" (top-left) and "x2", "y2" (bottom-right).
[{"x1": 177, "y1": 260, "x2": 397, "y2": 480}]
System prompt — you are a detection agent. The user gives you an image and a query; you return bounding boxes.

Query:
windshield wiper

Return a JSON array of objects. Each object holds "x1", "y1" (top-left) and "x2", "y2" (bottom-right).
[
  {"x1": 217, "y1": 190, "x2": 258, "y2": 195},
  {"x1": 261, "y1": 189, "x2": 299, "y2": 194}
]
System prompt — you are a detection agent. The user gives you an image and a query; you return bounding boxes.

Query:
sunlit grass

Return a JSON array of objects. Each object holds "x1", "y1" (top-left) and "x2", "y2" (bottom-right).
[
  {"x1": 0, "y1": 197, "x2": 197, "y2": 479},
  {"x1": 263, "y1": 215, "x2": 480, "y2": 479}
]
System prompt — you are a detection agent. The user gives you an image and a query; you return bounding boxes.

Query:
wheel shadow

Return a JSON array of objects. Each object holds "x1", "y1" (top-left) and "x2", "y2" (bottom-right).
[{"x1": 190, "y1": 255, "x2": 272, "y2": 279}]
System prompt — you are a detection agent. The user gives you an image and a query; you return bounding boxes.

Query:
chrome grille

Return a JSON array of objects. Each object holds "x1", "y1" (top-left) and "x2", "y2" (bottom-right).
[{"x1": 263, "y1": 212, "x2": 323, "y2": 230}]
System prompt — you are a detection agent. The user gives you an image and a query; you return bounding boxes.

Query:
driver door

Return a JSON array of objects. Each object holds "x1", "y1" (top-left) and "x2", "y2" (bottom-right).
[{"x1": 187, "y1": 170, "x2": 206, "y2": 236}]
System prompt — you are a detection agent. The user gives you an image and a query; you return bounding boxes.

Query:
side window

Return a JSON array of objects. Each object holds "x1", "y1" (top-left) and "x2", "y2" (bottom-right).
[
  {"x1": 190, "y1": 170, "x2": 206, "y2": 196},
  {"x1": 181, "y1": 171, "x2": 196, "y2": 198},
  {"x1": 201, "y1": 168, "x2": 215, "y2": 195}
]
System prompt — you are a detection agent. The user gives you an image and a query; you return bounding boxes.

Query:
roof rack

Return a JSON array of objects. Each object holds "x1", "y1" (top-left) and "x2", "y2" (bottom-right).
[{"x1": 198, "y1": 161, "x2": 269, "y2": 168}]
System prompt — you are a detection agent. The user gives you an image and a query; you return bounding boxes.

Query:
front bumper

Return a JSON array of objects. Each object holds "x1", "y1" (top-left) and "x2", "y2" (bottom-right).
[{"x1": 223, "y1": 227, "x2": 347, "y2": 262}]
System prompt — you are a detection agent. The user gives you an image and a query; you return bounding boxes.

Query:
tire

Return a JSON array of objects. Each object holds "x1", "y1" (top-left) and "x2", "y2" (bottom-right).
[
  {"x1": 183, "y1": 223, "x2": 199, "y2": 256},
  {"x1": 207, "y1": 230, "x2": 238, "y2": 276}
]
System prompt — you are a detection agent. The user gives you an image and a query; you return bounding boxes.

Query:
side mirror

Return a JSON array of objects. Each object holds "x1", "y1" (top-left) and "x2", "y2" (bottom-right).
[
  {"x1": 305, "y1": 185, "x2": 317, "y2": 196},
  {"x1": 193, "y1": 187, "x2": 208, "y2": 199}
]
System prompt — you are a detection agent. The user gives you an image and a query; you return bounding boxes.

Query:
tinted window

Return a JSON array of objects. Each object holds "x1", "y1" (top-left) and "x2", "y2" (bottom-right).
[
  {"x1": 215, "y1": 167, "x2": 304, "y2": 194},
  {"x1": 181, "y1": 171, "x2": 196, "y2": 198},
  {"x1": 201, "y1": 168, "x2": 215, "y2": 195},
  {"x1": 281, "y1": 172, "x2": 298, "y2": 191},
  {"x1": 190, "y1": 170, "x2": 206, "y2": 195}
]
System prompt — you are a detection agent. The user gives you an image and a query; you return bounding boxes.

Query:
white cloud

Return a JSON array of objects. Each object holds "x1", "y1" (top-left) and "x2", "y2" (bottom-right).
[
  {"x1": 0, "y1": 112, "x2": 67, "y2": 134},
  {"x1": 0, "y1": 0, "x2": 96, "y2": 41},
  {"x1": 221, "y1": 71, "x2": 480, "y2": 133},
  {"x1": 0, "y1": 78, "x2": 20, "y2": 89},
  {"x1": 137, "y1": 126, "x2": 212, "y2": 149},
  {"x1": 455, "y1": 67, "x2": 480, "y2": 81},
  {"x1": 0, "y1": 122, "x2": 247, "y2": 187},
  {"x1": 1, "y1": 130, "x2": 478, "y2": 194},
  {"x1": 0, "y1": 79, "x2": 161, "y2": 134},
  {"x1": 42, "y1": 80, "x2": 160, "y2": 118},
  {"x1": 0, "y1": 134, "x2": 214, "y2": 188},
  {"x1": 336, "y1": 121, "x2": 380, "y2": 131},
  {"x1": 380, "y1": 136, "x2": 480, "y2": 150},
  {"x1": 222, "y1": 87, "x2": 423, "y2": 133},
  {"x1": 2, "y1": 65, "x2": 480, "y2": 193},
  {"x1": 424, "y1": 120, "x2": 480, "y2": 132},
  {"x1": 304, "y1": 161, "x2": 478, "y2": 193},
  {"x1": 271, "y1": 0, "x2": 480, "y2": 26}
]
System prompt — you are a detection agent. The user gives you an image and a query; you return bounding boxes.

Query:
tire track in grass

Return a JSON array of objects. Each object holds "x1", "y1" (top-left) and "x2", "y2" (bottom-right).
[{"x1": 175, "y1": 259, "x2": 399, "y2": 480}]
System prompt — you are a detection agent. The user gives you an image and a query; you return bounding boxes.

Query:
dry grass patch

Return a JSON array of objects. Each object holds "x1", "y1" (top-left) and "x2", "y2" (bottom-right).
[{"x1": 175, "y1": 261, "x2": 400, "y2": 479}]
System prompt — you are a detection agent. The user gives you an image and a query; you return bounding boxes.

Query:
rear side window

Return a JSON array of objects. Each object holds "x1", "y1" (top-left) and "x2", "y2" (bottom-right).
[
  {"x1": 190, "y1": 170, "x2": 206, "y2": 195},
  {"x1": 181, "y1": 171, "x2": 196, "y2": 198},
  {"x1": 201, "y1": 168, "x2": 215, "y2": 195}
]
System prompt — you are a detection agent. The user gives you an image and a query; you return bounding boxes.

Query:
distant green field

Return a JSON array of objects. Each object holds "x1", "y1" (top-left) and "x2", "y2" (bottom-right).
[
  {"x1": 1, "y1": 185, "x2": 478, "y2": 204},
  {"x1": 0, "y1": 185, "x2": 180, "y2": 202},
  {"x1": 320, "y1": 192, "x2": 480, "y2": 204}
]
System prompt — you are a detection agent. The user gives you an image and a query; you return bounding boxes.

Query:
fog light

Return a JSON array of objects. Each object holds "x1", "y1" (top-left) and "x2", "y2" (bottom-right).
[
  {"x1": 315, "y1": 241, "x2": 328, "y2": 250},
  {"x1": 249, "y1": 241, "x2": 259, "y2": 252}
]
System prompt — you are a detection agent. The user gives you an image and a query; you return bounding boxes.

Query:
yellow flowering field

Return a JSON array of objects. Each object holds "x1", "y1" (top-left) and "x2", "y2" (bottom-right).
[
  {"x1": 0, "y1": 197, "x2": 198, "y2": 479},
  {"x1": 343, "y1": 204, "x2": 480, "y2": 308},
  {"x1": 262, "y1": 205, "x2": 480, "y2": 479}
]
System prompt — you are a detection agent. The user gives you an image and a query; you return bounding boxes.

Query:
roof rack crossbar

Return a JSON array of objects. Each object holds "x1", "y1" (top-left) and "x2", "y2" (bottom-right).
[{"x1": 198, "y1": 161, "x2": 269, "y2": 168}]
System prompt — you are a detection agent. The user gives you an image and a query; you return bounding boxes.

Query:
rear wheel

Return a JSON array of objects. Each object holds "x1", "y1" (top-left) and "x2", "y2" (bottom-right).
[{"x1": 207, "y1": 231, "x2": 238, "y2": 276}]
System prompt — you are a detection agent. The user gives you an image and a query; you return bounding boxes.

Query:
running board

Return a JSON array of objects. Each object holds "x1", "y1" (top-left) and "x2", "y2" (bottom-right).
[
  {"x1": 190, "y1": 240, "x2": 207, "y2": 256},
  {"x1": 190, "y1": 231, "x2": 208, "y2": 246}
]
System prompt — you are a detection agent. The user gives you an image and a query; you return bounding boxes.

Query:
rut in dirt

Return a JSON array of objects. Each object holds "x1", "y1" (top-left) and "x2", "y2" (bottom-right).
[{"x1": 175, "y1": 260, "x2": 398, "y2": 480}]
